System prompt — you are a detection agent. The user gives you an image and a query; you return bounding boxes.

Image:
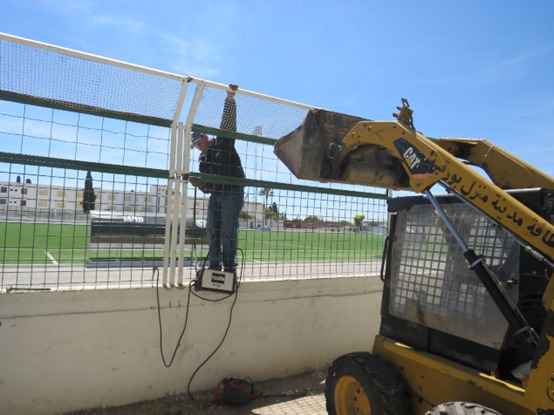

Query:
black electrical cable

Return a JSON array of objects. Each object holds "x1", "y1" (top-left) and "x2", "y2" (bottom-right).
[
  {"x1": 155, "y1": 267, "x2": 194, "y2": 368},
  {"x1": 155, "y1": 265, "x2": 234, "y2": 368},
  {"x1": 186, "y1": 279, "x2": 239, "y2": 401},
  {"x1": 186, "y1": 248, "x2": 244, "y2": 401},
  {"x1": 155, "y1": 249, "x2": 245, "y2": 401}
]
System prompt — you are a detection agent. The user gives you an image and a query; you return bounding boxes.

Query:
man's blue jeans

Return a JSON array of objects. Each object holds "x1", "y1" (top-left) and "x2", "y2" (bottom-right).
[{"x1": 206, "y1": 186, "x2": 244, "y2": 270}]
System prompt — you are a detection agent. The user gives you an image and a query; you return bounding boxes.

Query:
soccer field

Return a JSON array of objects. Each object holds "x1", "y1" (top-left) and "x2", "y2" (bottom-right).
[
  {"x1": 0, "y1": 222, "x2": 383, "y2": 264},
  {"x1": 237, "y1": 228, "x2": 383, "y2": 263},
  {"x1": 0, "y1": 222, "x2": 89, "y2": 264}
]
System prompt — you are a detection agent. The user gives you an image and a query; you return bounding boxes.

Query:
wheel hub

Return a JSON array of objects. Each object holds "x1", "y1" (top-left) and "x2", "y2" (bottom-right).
[{"x1": 334, "y1": 375, "x2": 371, "y2": 415}]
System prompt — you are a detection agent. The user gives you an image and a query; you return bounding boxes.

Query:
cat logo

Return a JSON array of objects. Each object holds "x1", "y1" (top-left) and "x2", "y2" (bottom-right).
[
  {"x1": 403, "y1": 146, "x2": 421, "y2": 171},
  {"x1": 393, "y1": 138, "x2": 435, "y2": 176}
]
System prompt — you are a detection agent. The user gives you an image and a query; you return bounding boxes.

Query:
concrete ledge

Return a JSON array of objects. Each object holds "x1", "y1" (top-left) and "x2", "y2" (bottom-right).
[{"x1": 0, "y1": 275, "x2": 382, "y2": 415}]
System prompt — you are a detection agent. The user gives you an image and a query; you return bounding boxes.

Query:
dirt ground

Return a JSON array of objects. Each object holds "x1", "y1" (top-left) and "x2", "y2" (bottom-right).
[{"x1": 61, "y1": 371, "x2": 327, "y2": 415}]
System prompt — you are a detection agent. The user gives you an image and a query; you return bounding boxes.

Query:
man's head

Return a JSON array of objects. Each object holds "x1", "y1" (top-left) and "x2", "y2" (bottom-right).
[{"x1": 191, "y1": 132, "x2": 210, "y2": 151}]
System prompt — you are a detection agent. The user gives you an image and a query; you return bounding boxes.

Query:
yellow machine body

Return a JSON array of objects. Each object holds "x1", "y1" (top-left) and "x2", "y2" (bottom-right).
[
  {"x1": 373, "y1": 328, "x2": 554, "y2": 415},
  {"x1": 275, "y1": 101, "x2": 554, "y2": 414}
]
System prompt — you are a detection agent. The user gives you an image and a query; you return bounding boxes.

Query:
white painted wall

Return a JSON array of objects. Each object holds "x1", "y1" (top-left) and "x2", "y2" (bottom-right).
[{"x1": 0, "y1": 276, "x2": 383, "y2": 415}]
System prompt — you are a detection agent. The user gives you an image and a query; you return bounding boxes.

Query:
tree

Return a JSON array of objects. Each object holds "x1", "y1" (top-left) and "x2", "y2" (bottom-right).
[
  {"x1": 259, "y1": 187, "x2": 274, "y2": 224},
  {"x1": 265, "y1": 207, "x2": 279, "y2": 222},
  {"x1": 239, "y1": 210, "x2": 253, "y2": 220},
  {"x1": 83, "y1": 171, "x2": 97, "y2": 213},
  {"x1": 353, "y1": 214, "x2": 365, "y2": 230},
  {"x1": 259, "y1": 186, "x2": 274, "y2": 208},
  {"x1": 304, "y1": 215, "x2": 320, "y2": 223}
]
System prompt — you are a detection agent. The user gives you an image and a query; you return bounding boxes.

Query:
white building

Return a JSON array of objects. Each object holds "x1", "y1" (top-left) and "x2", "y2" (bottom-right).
[{"x1": 0, "y1": 181, "x2": 265, "y2": 225}]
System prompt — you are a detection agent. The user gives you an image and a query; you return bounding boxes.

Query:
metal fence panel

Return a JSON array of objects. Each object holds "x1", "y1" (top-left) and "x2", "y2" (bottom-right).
[{"x1": 0, "y1": 33, "x2": 387, "y2": 291}]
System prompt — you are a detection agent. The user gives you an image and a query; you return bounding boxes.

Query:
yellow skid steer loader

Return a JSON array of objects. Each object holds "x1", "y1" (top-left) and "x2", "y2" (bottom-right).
[{"x1": 275, "y1": 100, "x2": 554, "y2": 415}]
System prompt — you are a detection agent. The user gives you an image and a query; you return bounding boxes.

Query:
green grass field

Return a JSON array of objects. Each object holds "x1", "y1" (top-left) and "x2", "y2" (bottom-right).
[
  {"x1": 0, "y1": 222, "x2": 90, "y2": 264},
  {"x1": 0, "y1": 222, "x2": 383, "y2": 264},
  {"x1": 237, "y1": 229, "x2": 382, "y2": 262}
]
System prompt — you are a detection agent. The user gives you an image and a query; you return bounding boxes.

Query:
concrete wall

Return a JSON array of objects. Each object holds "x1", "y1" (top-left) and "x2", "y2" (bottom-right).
[{"x1": 0, "y1": 276, "x2": 383, "y2": 415}]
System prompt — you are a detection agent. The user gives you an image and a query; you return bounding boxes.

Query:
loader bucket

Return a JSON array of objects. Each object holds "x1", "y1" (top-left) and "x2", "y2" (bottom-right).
[{"x1": 274, "y1": 109, "x2": 410, "y2": 190}]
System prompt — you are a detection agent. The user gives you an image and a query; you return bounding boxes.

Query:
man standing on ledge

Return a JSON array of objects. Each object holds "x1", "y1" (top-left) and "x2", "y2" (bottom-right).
[{"x1": 191, "y1": 84, "x2": 245, "y2": 272}]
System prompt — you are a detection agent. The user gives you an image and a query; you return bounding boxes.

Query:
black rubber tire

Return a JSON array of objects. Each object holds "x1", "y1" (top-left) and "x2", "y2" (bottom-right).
[
  {"x1": 425, "y1": 401, "x2": 503, "y2": 415},
  {"x1": 325, "y1": 352, "x2": 410, "y2": 415}
]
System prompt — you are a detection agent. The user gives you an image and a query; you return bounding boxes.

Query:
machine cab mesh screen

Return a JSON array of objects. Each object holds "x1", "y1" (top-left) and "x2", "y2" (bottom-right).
[{"x1": 389, "y1": 203, "x2": 519, "y2": 349}]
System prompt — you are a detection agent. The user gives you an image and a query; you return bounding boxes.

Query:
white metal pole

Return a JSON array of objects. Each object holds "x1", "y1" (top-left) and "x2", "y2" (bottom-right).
[{"x1": 176, "y1": 123, "x2": 188, "y2": 286}]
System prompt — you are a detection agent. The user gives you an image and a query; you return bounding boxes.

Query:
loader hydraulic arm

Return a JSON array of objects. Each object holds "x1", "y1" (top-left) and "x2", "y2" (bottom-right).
[
  {"x1": 430, "y1": 137, "x2": 554, "y2": 190},
  {"x1": 275, "y1": 100, "x2": 554, "y2": 264}
]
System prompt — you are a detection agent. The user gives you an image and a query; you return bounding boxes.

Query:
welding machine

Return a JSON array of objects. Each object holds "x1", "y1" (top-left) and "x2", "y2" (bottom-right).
[{"x1": 195, "y1": 268, "x2": 237, "y2": 293}]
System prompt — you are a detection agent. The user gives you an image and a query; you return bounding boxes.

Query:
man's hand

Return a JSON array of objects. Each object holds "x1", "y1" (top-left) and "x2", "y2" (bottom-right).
[
  {"x1": 227, "y1": 83, "x2": 239, "y2": 99},
  {"x1": 190, "y1": 180, "x2": 205, "y2": 189}
]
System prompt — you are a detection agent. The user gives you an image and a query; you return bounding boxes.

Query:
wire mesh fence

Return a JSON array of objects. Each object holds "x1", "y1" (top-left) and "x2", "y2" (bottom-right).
[
  {"x1": 191, "y1": 185, "x2": 387, "y2": 279},
  {"x1": 0, "y1": 33, "x2": 388, "y2": 291},
  {"x1": 388, "y1": 201, "x2": 516, "y2": 348}
]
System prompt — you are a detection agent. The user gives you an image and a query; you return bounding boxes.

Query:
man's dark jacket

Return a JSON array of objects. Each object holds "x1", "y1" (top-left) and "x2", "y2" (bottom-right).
[{"x1": 198, "y1": 97, "x2": 245, "y2": 192}]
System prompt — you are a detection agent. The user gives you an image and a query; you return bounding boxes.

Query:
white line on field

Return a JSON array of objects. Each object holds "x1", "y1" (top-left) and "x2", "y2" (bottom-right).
[{"x1": 44, "y1": 251, "x2": 59, "y2": 265}]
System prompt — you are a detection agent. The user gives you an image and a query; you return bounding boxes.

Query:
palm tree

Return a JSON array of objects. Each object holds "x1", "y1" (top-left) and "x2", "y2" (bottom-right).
[
  {"x1": 259, "y1": 187, "x2": 274, "y2": 209},
  {"x1": 259, "y1": 187, "x2": 274, "y2": 224}
]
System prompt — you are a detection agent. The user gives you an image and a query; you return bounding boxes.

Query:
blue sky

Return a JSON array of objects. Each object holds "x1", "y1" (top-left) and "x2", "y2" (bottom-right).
[{"x1": 2, "y1": 0, "x2": 554, "y2": 178}]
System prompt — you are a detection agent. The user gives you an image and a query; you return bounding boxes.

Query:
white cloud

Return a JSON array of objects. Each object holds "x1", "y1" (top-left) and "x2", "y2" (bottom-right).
[
  {"x1": 512, "y1": 98, "x2": 554, "y2": 118},
  {"x1": 36, "y1": 0, "x2": 145, "y2": 34},
  {"x1": 37, "y1": 0, "x2": 94, "y2": 15},
  {"x1": 415, "y1": 45, "x2": 554, "y2": 89},
  {"x1": 475, "y1": 46, "x2": 554, "y2": 80},
  {"x1": 154, "y1": 33, "x2": 220, "y2": 78}
]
